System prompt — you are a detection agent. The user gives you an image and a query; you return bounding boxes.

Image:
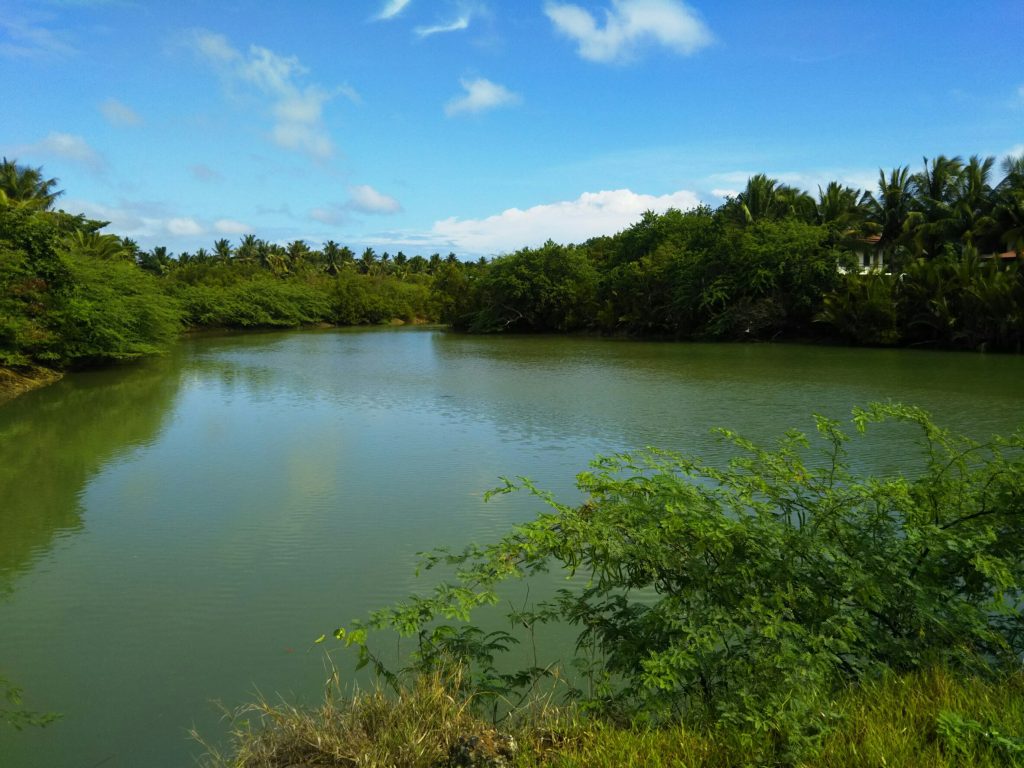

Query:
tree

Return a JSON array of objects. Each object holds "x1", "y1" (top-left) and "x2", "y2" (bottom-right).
[
  {"x1": 992, "y1": 154, "x2": 1024, "y2": 254},
  {"x1": 866, "y1": 167, "x2": 915, "y2": 270},
  {"x1": 235, "y1": 234, "x2": 261, "y2": 264},
  {"x1": 321, "y1": 240, "x2": 344, "y2": 275},
  {"x1": 815, "y1": 181, "x2": 870, "y2": 242},
  {"x1": 359, "y1": 247, "x2": 377, "y2": 275},
  {"x1": 212, "y1": 238, "x2": 233, "y2": 262},
  {"x1": 0, "y1": 158, "x2": 62, "y2": 210}
]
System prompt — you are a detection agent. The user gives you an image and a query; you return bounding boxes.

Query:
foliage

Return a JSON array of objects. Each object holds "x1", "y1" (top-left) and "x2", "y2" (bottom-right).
[
  {"x1": 461, "y1": 241, "x2": 598, "y2": 333},
  {"x1": 431, "y1": 151, "x2": 1024, "y2": 349},
  {"x1": 335, "y1": 404, "x2": 1024, "y2": 762}
]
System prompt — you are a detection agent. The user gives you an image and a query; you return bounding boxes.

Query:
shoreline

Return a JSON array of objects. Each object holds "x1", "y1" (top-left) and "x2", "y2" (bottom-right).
[{"x1": 0, "y1": 365, "x2": 63, "y2": 406}]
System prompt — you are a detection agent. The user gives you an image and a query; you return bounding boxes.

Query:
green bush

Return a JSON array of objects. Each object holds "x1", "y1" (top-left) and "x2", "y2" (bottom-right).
[{"x1": 338, "y1": 404, "x2": 1024, "y2": 762}]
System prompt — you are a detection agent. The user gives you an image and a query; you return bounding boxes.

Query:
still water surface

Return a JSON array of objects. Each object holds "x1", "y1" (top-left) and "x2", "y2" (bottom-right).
[{"x1": 1, "y1": 328, "x2": 1023, "y2": 766}]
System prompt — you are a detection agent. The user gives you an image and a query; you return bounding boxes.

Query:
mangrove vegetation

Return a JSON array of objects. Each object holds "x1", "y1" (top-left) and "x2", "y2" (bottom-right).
[{"x1": 2, "y1": 151, "x2": 1024, "y2": 386}]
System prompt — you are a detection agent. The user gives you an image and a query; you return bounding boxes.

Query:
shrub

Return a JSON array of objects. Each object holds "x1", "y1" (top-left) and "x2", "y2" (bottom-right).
[{"x1": 337, "y1": 404, "x2": 1024, "y2": 761}]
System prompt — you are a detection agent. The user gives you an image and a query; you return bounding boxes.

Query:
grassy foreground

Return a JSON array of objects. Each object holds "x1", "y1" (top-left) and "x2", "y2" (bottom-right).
[{"x1": 198, "y1": 665, "x2": 1024, "y2": 768}]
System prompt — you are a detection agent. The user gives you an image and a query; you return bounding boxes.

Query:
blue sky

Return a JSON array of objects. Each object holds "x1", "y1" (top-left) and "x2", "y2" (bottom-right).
[{"x1": 2, "y1": 0, "x2": 1022, "y2": 257}]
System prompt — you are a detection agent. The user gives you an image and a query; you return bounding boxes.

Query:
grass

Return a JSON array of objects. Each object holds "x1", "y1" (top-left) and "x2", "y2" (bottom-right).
[{"x1": 196, "y1": 665, "x2": 1024, "y2": 768}]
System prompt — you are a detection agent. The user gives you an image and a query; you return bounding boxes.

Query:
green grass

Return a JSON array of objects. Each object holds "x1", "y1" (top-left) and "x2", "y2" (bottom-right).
[{"x1": 196, "y1": 665, "x2": 1024, "y2": 768}]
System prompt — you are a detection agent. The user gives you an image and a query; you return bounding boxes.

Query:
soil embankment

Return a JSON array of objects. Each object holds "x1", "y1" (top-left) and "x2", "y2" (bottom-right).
[{"x1": 0, "y1": 366, "x2": 62, "y2": 405}]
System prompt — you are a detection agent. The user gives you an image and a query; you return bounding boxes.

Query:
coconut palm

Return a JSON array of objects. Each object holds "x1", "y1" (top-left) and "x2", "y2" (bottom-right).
[
  {"x1": 0, "y1": 158, "x2": 62, "y2": 210},
  {"x1": 63, "y1": 230, "x2": 133, "y2": 260},
  {"x1": 213, "y1": 238, "x2": 233, "y2": 262},
  {"x1": 235, "y1": 234, "x2": 261, "y2": 263},
  {"x1": 991, "y1": 160, "x2": 1024, "y2": 254},
  {"x1": 866, "y1": 167, "x2": 915, "y2": 269}
]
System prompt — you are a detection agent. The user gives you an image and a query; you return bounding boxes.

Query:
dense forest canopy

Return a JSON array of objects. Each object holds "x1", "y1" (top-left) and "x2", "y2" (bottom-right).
[{"x1": 2, "y1": 151, "x2": 1023, "y2": 371}]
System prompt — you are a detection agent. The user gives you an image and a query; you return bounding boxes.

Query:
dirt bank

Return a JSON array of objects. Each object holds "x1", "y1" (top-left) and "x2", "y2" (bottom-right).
[{"x1": 0, "y1": 365, "x2": 63, "y2": 406}]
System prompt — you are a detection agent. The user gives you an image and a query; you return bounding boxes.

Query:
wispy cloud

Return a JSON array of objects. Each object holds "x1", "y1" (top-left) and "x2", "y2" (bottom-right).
[
  {"x1": 416, "y1": 15, "x2": 470, "y2": 37},
  {"x1": 706, "y1": 168, "x2": 879, "y2": 197},
  {"x1": 0, "y1": 14, "x2": 75, "y2": 58},
  {"x1": 310, "y1": 184, "x2": 403, "y2": 224},
  {"x1": 64, "y1": 198, "x2": 254, "y2": 246},
  {"x1": 99, "y1": 98, "x2": 142, "y2": 127},
  {"x1": 545, "y1": 0, "x2": 713, "y2": 63},
  {"x1": 429, "y1": 188, "x2": 702, "y2": 255},
  {"x1": 347, "y1": 185, "x2": 403, "y2": 214},
  {"x1": 10, "y1": 132, "x2": 106, "y2": 172},
  {"x1": 376, "y1": 0, "x2": 413, "y2": 20},
  {"x1": 214, "y1": 218, "x2": 251, "y2": 235},
  {"x1": 166, "y1": 217, "x2": 204, "y2": 237},
  {"x1": 189, "y1": 29, "x2": 355, "y2": 161},
  {"x1": 445, "y1": 77, "x2": 520, "y2": 117},
  {"x1": 190, "y1": 164, "x2": 222, "y2": 182}
]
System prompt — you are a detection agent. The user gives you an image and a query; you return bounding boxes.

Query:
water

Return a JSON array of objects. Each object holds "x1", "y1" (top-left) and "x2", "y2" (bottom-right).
[{"x1": 1, "y1": 328, "x2": 1022, "y2": 766}]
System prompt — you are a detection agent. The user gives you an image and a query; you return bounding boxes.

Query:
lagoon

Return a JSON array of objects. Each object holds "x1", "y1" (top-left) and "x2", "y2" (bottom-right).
[{"x1": 1, "y1": 327, "x2": 1023, "y2": 767}]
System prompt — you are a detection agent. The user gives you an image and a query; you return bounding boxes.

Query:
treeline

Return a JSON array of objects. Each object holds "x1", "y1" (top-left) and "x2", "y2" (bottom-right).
[
  {"x1": 3, "y1": 152, "x2": 1024, "y2": 370},
  {"x1": 436, "y1": 154, "x2": 1024, "y2": 351},
  {"x1": 0, "y1": 159, "x2": 448, "y2": 369}
]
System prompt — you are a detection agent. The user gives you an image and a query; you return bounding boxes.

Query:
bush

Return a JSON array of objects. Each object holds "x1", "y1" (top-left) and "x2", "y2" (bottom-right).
[{"x1": 338, "y1": 404, "x2": 1024, "y2": 762}]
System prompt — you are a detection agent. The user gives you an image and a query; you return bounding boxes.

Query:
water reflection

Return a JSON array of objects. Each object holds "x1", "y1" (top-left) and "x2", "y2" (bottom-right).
[{"x1": 0, "y1": 354, "x2": 182, "y2": 595}]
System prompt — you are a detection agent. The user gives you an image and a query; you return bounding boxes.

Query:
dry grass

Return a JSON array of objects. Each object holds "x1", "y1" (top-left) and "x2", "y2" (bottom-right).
[{"x1": 196, "y1": 666, "x2": 1024, "y2": 768}]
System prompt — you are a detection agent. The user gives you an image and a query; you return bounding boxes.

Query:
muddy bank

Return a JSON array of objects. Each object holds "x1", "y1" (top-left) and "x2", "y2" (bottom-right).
[{"x1": 0, "y1": 366, "x2": 63, "y2": 406}]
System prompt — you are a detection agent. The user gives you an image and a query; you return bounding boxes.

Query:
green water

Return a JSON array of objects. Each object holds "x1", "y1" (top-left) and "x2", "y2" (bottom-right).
[{"x1": 1, "y1": 328, "x2": 1022, "y2": 766}]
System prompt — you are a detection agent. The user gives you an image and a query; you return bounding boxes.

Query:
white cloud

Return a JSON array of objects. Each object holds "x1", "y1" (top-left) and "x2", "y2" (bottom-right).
[
  {"x1": 310, "y1": 206, "x2": 347, "y2": 225},
  {"x1": 11, "y1": 132, "x2": 106, "y2": 172},
  {"x1": 445, "y1": 78, "x2": 520, "y2": 117},
  {"x1": 347, "y1": 184, "x2": 403, "y2": 214},
  {"x1": 376, "y1": 0, "x2": 412, "y2": 20},
  {"x1": 166, "y1": 217, "x2": 205, "y2": 236},
  {"x1": 430, "y1": 188, "x2": 702, "y2": 255},
  {"x1": 192, "y1": 30, "x2": 238, "y2": 62},
  {"x1": 190, "y1": 30, "x2": 349, "y2": 161},
  {"x1": 63, "y1": 198, "x2": 214, "y2": 243},
  {"x1": 310, "y1": 185, "x2": 403, "y2": 223},
  {"x1": 710, "y1": 188, "x2": 738, "y2": 199},
  {"x1": 416, "y1": 16, "x2": 470, "y2": 37},
  {"x1": 214, "y1": 219, "x2": 251, "y2": 235},
  {"x1": 545, "y1": 0, "x2": 713, "y2": 63},
  {"x1": 100, "y1": 98, "x2": 142, "y2": 126}
]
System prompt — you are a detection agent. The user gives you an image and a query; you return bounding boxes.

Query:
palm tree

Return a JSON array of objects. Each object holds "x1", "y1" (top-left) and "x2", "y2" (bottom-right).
[
  {"x1": 0, "y1": 158, "x2": 62, "y2": 210},
  {"x1": 816, "y1": 182, "x2": 869, "y2": 232},
  {"x1": 992, "y1": 154, "x2": 1024, "y2": 255},
  {"x1": 213, "y1": 238, "x2": 233, "y2": 262},
  {"x1": 235, "y1": 234, "x2": 261, "y2": 263},
  {"x1": 359, "y1": 247, "x2": 377, "y2": 275},
  {"x1": 732, "y1": 174, "x2": 814, "y2": 224},
  {"x1": 950, "y1": 155, "x2": 995, "y2": 251},
  {"x1": 321, "y1": 240, "x2": 344, "y2": 275},
  {"x1": 286, "y1": 239, "x2": 311, "y2": 265},
  {"x1": 63, "y1": 230, "x2": 132, "y2": 260},
  {"x1": 866, "y1": 167, "x2": 915, "y2": 270}
]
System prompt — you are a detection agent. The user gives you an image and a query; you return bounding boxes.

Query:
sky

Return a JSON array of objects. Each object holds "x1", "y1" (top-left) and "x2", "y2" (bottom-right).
[{"x1": 2, "y1": 0, "x2": 1022, "y2": 258}]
